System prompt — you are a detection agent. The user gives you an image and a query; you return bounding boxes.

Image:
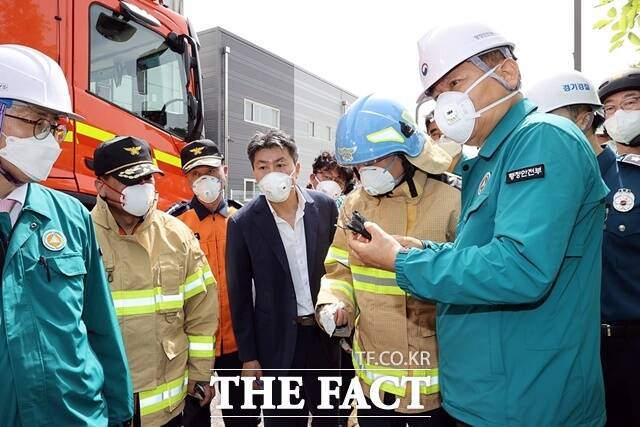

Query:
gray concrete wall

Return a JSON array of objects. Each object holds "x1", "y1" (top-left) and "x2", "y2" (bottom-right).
[
  {"x1": 294, "y1": 68, "x2": 357, "y2": 187},
  {"x1": 198, "y1": 29, "x2": 222, "y2": 149},
  {"x1": 198, "y1": 27, "x2": 356, "y2": 202},
  {"x1": 223, "y1": 30, "x2": 294, "y2": 201}
]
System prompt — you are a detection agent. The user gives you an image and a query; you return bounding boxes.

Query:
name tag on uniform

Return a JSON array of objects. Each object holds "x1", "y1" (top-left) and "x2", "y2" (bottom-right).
[{"x1": 506, "y1": 164, "x2": 545, "y2": 184}]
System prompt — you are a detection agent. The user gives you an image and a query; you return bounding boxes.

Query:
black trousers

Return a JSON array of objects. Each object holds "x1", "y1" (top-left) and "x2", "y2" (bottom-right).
[
  {"x1": 601, "y1": 331, "x2": 640, "y2": 426},
  {"x1": 357, "y1": 394, "x2": 455, "y2": 427},
  {"x1": 182, "y1": 351, "x2": 261, "y2": 427},
  {"x1": 263, "y1": 324, "x2": 340, "y2": 427}
]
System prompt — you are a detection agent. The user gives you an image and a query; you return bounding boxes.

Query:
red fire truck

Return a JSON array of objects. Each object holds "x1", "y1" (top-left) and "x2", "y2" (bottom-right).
[{"x1": 0, "y1": 0, "x2": 203, "y2": 208}]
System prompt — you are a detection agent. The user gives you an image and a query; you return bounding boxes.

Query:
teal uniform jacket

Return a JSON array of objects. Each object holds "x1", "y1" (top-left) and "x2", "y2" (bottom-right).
[
  {"x1": 0, "y1": 184, "x2": 133, "y2": 426},
  {"x1": 395, "y1": 99, "x2": 608, "y2": 427}
]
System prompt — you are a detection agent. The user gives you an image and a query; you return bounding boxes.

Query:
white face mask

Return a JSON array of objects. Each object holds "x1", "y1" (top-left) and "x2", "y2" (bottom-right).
[
  {"x1": 259, "y1": 171, "x2": 294, "y2": 203},
  {"x1": 0, "y1": 133, "x2": 62, "y2": 182},
  {"x1": 604, "y1": 110, "x2": 640, "y2": 145},
  {"x1": 434, "y1": 64, "x2": 519, "y2": 144},
  {"x1": 359, "y1": 157, "x2": 399, "y2": 196},
  {"x1": 192, "y1": 175, "x2": 222, "y2": 204},
  {"x1": 120, "y1": 183, "x2": 155, "y2": 217},
  {"x1": 315, "y1": 179, "x2": 342, "y2": 199}
]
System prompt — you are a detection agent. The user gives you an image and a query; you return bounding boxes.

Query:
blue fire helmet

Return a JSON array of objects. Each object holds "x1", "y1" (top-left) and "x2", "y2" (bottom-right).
[{"x1": 335, "y1": 94, "x2": 425, "y2": 166}]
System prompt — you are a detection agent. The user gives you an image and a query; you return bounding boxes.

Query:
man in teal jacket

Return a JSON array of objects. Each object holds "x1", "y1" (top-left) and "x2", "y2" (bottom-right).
[
  {"x1": 0, "y1": 44, "x2": 133, "y2": 426},
  {"x1": 348, "y1": 24, "x2": 608, "y2": 426}
]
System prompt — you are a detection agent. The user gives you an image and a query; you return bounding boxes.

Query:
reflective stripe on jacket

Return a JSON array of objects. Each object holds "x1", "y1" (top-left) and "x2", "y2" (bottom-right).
[
  {"x1": 174, "y1": 198, "x2": 238, "y2": 356},
  {"x1": 92, "y1": 197, "x2": 218, "y2": 426},
  {"x1": 317, "y1": 170, "x2": 460, "y2": 413}
]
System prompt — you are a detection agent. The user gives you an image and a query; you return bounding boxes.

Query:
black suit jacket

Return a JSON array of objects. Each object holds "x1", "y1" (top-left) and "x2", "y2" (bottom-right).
[{"x1": 226, "y1": 188, "x2": 339, "y2": 371}]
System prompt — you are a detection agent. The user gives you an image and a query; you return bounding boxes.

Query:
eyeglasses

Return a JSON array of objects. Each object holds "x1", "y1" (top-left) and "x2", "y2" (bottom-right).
[
  {"x1": 603, "y1": 96, "x2": 640, "y2": 118},
  {"x1": 3, "y1": 113, "x2": 68, "y2": 142}
]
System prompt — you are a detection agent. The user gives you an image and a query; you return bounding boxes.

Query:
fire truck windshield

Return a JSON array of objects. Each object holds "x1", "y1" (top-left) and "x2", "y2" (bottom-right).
[{"x1": 89, "y1": 4, "x2": 192, "y2": 140}]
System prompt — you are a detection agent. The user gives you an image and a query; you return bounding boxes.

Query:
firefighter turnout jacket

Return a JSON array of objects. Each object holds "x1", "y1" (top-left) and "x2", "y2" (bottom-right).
[
  {"x1": 317, "y1": 169, "x2": 460, "y2": 413},
  {"x1": 92, "y1": 196, "x2": 218, "y2": 426}
]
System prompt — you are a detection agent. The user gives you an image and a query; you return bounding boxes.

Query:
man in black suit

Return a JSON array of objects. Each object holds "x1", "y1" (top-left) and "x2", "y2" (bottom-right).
[{"x1": 226, "y1": 129, "x2": 340, "y2": 427}]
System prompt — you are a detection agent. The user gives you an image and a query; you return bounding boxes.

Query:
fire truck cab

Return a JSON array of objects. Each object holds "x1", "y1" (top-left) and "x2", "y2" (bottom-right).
[{"x1": 0, "y1": 0, "x2": 203, "y2": 208}]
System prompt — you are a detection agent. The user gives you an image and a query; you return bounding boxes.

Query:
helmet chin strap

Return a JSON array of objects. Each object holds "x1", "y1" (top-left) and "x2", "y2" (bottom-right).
[
  {"x1": 377, "y1": 156, "x2": 417, "y2": 199},
  {"x1": 400, "y1": 157, "x2": 418, "y2": 198},
  {"x1": 415, "y1": 99, "x2": 428, "y2": 128},
  {"x1": 468, "y1": 47, "x2": 521, "y2": 91}
]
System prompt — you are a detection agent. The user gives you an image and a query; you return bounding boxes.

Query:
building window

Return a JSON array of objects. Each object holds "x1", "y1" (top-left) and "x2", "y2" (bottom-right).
[
  {"x1": 243, "y1": 178, "x2": 257, "y2": 201},
  {"x1": 308, "y1": 120, "x2": 331, "y2": 141},
  {"x1": 244, "y1": 99, "x2": 280, "y2": 128},
  {"x1": 316, "y1": 125, "x2": 331, "y2": 141}
]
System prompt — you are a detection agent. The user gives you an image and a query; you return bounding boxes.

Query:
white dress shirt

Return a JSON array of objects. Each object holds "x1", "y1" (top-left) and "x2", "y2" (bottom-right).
[
  {"x1": 267, "y1": 186, "x2": 315, "y2": 316},
  {"x1": 2, "y1": 184, "x2": 28, "y2": 227}
]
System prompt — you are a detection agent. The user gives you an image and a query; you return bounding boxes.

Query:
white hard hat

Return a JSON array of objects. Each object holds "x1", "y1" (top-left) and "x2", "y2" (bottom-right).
[
  {"x1": 417, "y1": 22, "x2": 515, "y2": 103},
  {"x1": 527, "y1": 70, "x2": 602, "y2": 113},
  {"x1": 0, "y1": 44, "x2": 83, "y2": 121}
]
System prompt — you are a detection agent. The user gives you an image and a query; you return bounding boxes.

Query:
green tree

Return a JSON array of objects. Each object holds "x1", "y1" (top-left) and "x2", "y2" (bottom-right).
[{"x1": 594, "y1": 0, "x2": 640, "y2": 60}]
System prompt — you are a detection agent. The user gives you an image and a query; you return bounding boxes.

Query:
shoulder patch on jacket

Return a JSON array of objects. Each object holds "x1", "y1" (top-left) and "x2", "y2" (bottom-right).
[
  {"x1": 619, "y1": 153, "x2": 640, "y2": 167},
  {"x1": 506, "y1": 164, "x2": 545, "y2": 184},
  {"x1": 166, "y1": 201, "x2": 192, "y2": 217}
]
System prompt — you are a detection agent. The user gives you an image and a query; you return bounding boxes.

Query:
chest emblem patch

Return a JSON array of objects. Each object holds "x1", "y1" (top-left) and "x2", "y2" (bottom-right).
[
  {"x1": 478, "y1": 172, "x2": 491, "y2": 195},
  {"x1": 42, "y1": 230, "x2": 67, "y2": 251},
  {"x1": 613, "y1": 188, "x2": 635, "y2": 213}
]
